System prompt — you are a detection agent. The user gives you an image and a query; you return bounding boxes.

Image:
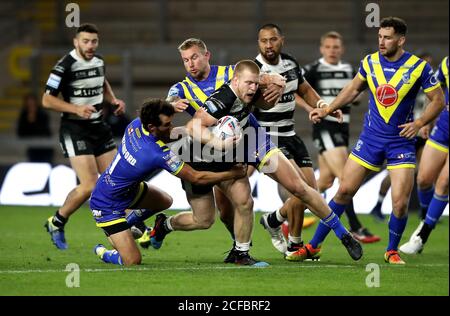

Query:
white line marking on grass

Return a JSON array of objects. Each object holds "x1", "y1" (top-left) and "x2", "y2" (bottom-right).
[{"x1": 0, "y1": 263, "x2": 448, "y2": 274}]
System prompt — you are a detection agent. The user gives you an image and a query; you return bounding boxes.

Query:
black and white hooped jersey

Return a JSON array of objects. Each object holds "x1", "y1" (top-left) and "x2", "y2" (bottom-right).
[
  {"x1": 45, "y1": 49, "x2": 105, "y2": 120},
  {"x1": 303, "y1": 58, "x2": 355, "y2": 124},
  {"x1": 253, "y1": 53, "x2": 305, "y2": 137},
  {"x1": 204, "y1": 82, "x2": 257, "y2": 129}
]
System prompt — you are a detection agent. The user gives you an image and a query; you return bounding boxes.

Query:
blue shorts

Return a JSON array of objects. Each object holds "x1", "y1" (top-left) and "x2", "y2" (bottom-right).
[
  {"x1": 350, "y1": 129, "x2": 416, "y2": 171},
  {"x1": 427, "y1": 110, "x2": 449, "y2": 153},
  {"x1": 242, "y1": 114, "x2": 279, "y2": 170},
  {"x1": 90, "y1": 181, "x2": 148, "y2": 229}
]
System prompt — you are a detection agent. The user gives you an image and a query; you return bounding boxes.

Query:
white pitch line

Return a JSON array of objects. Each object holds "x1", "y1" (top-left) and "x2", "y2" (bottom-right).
[{"x1": 0, "y1": 263, "x2": 448, "y2": 274}]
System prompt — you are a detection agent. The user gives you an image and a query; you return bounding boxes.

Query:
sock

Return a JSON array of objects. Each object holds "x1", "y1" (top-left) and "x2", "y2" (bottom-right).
[
  {"x1": 424, "y1": 194, "x2": 448, "y2": 229},
  {"x1": 310, "y1": 200, "x2": 347, "y2": 248},
  {"x1": 321, "y1": 212, "x2": 348, "y2": 240},
  {"x1": 288, "y1": 234, "x2": 302, "y2": 245},
  {"x1": 126, "y1": 209, "x2": 154, "y2": 226},
  {"x1": 133, "y1": 221, "x2": 147, "y2": 234},
  {"x1": 100, "y1": 249, "x2": 123, "y2": 265},
  {"x1": 345, "y1": 200, "x2": 362, "y2": 231},
  {"x1": 267, "y1": 210, "x2": 285, "y2": 228},
  {"x1": 387, "y1": 213, "x2": 408, "y2": 251},
  {"x1": 52, "y1": 210, "x2": 67, "y2": 228},
  {"x1": 372, "y1": 194, "x2": 385, "y2": 211},
  {"x1": 417, "y1": 186, "x2": 434, "y2": 212},
  {"x1": 164, "y1": 216, "x2": 174, "y2": 232},
  {"x1": 288, "y1": 234, "x2": 303, "y2": 251},
  {"x1": 235, "y1": 241, "x2": 250, "y2": 252},
  {"x1": 420, "y1": 207, "x2": 428, "y2": 220},
  {"x1": 418, "y1": 222, "x2": 433, "y2": 244}
]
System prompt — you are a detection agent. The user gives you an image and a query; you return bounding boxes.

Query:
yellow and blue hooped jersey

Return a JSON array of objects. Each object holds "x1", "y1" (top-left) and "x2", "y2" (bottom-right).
[
  {"x1": 167, "y1": 65, "x2": 235, "y2": 116},
  {"x1": 90, "y1": 118, "x2": 184, "y2": 212},
  {"x1": 358, "y1": 51, "x2": 440, "y2": 137}
]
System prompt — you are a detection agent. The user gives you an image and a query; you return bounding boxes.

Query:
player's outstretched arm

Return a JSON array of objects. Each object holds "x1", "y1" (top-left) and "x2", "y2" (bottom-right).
[
  {"x1": 294, "y1": 93, "x2": 315, "y2": 113},
  {"x1": 296, "y1": 81, "x2": 342, "y2": 123},
  {"x1": 42, "y1": 93, "x2": 96, "y2": 119},
  {"x1": 176, "y1": 163, "x2": 247, "y2": 185},
  {"x1": 309, "y1": 75, "x2": 365, "y2": 123}
]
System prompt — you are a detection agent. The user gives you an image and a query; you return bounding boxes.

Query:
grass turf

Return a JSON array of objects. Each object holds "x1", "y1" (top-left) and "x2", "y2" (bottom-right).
[{"x1": 0, "y1": 205, "x2": 448, "y2": 296}]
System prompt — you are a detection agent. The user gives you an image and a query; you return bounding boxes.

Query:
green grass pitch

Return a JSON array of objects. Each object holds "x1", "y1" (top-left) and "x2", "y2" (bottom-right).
[{"x1": 0, "y1": 205, "x2": 448, "y2": 296}]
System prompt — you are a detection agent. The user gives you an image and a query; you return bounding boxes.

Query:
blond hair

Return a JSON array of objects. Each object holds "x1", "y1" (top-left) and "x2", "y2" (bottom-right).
[
  {"x1": 320, "y1": 31, "x2": 344, "y2": 45},
  {"x1": 177, "y1": 38, "x2": 208, "y2": 54},
  {"x1": 234, "y1": 60, "x2": 260, "y2": 76}
]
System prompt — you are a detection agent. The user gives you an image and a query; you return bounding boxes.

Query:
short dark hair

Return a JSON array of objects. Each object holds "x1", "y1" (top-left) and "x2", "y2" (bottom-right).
[
  {"x1": 258, "y1": 23, "x2": 283, "y2": 36},
  {"x1": 140, "y1": 98, "x2": 175, "y2": 130},
  {"x1": 380, "y1": 17, "x2": 407, "y2": 36},
  {"x1": 76, "y1": 23, "x2": 99, "y2": 35}
]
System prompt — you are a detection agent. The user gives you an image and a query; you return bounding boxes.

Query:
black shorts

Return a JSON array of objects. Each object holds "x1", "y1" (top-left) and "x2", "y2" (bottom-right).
[
  {"x1": 59, "y1": 118, "x2": 116, "y2": 158},
  {"x1": 312, "y1": 121, "x2": 349, "y2": 154},
  {"x1": 101, "y1": 221, "x2": 130, "y2": 237},
  {"x1": 277, "y1": 135, "x2": 313, "y2": 168},
  {"x1": 181, "y1": 161, "x2": 235, "y2": 196}
]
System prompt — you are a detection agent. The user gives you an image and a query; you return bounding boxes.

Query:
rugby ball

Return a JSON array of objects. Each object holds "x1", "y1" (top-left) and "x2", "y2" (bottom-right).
[{"x1": 212, "y1": 116, "x2": 241, "y2": 140}]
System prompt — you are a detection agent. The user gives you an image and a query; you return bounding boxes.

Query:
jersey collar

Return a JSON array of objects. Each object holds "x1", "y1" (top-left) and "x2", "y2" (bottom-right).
[
  {"x1": 319, "y1": 57, "x2": 342, "y2": 68},
  {"x1": 186, "y1": 65, "x2": 217, "y2": 83},
  {"x1": 378, "y1": 50, "x2": 409, "y2": 66},
  {"x1": 256, "y1": 53, "x2": 283, "y2": 67}
]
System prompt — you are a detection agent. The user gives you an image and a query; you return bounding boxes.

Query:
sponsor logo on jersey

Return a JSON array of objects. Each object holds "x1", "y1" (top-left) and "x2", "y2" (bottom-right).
[
  {"x1": 205, "y1": 100, "x2": 218, "y2": 113},
  {"x1": 47, "y1": 74, "x2": 62, "y2": 89},
  {"x1": 168, "y1": 85, "x2": 180, "y2": 97},
  {"x1": 54, "y1": 65, "x2": 65, "y2": 73},
  {"x1": 135, "y1": 128, "x2": 141, "y2": 138},
  {"x1": 376, "y1": 84, "x2": 398, "y2": 107},
  {"x1": 402, "y1": 72, "x2": 411, "y2": 84},
  {"x1": 73, "y1": 87, "x2": 103, "y2": 97},
  {"x1": 165, "y1": 153, "x2": 182, "y2": 172},
  {"x1": 430, "y1": 72, "x2": 439, "y2": 86}
]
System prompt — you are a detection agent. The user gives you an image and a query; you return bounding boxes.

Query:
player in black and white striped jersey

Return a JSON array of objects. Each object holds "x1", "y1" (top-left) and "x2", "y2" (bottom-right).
[
  {"x1": 303, "y1": 31, "x2": 380, "y2": 243},
  {"x1": 254, "y1": 24, "x2": 342, "y2": 260},
  {"x1": 42, "y1": 23, "x2": 126, "y2": 250}
]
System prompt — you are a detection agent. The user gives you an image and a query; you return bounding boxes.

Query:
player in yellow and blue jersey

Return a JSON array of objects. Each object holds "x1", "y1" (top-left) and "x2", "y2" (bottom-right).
[
  {"x1": 307, "y1": 17, "x2": 445, "y2": 264},
  {"x1": 400, "y1": 56, "x2": 449, "y2": 255},
  {"x1": 167, "y1": 47, "x2": 234, "y2": 116},
  {"x1": 90, "y1": 99, "x2": 246, "y2": 266},
  {"x1": 157, "y1": 38, "x2": 286, "y2": 266}
]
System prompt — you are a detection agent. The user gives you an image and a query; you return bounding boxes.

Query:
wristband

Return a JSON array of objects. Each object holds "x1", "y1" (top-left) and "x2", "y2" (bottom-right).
[{"x1": 316, "y1": 100, "x2": 328, "y2": 108}]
